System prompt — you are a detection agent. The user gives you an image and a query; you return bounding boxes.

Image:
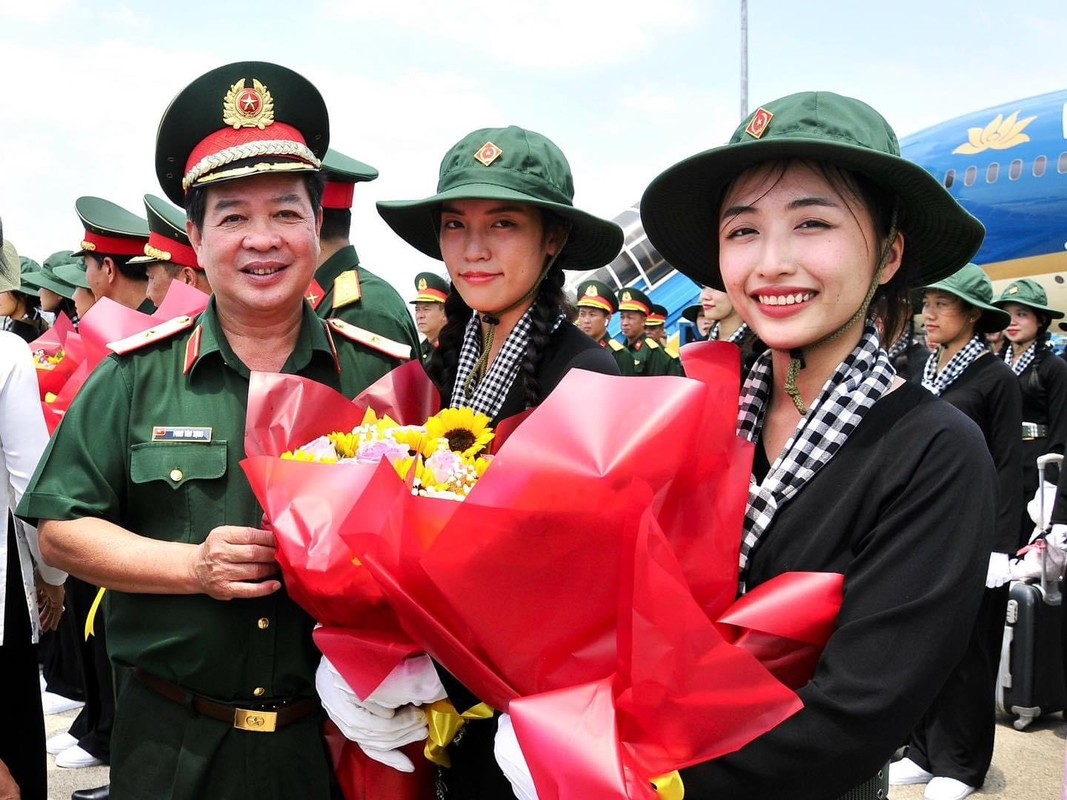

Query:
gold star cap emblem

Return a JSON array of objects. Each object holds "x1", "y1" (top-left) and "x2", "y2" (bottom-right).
[
  {"x1": 1008, "y1": 285, "x2": 1019, "y2": 294},
  {"x1": 222, "y1": 78, "x2": 276, "y2": 130},
  {"x1": 622, "y1": 291, "x2": 632, "y2": 302},
  {"x1": 745, "y1": 107, "x2": 774, "y2": 139},
  {"x1": 418, "y1": 277, "x2": 428, "y2": 290},
  {"x1": 585, "y1": 285, "x2": 597, "y2": 297},
  {"x1": 474, "y1": 141, "x2": 503, "y2": 167}
]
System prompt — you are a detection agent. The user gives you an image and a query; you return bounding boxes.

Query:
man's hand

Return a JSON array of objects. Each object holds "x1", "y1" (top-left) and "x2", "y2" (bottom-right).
[
  {"x1": 36, "y1": 573, "x2": 65, "y2": 632},
  {"x1": 0, "y1": 757, "x2": 20, "y2": 800},
  {"x1": 191, "y1": 526, "x2": 281, "y2": 600}
]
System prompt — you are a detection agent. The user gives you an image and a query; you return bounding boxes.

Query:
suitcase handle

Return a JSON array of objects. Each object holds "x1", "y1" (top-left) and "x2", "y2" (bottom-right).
[{"x1": 1036, "y1": 453, "x2": 1064, "y2": 604}]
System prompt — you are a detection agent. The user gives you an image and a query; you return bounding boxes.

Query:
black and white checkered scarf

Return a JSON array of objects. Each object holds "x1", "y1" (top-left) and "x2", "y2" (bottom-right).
[
  {"x1": 885, "y1": 331, "x2": 911, "y2": 361},
  {"x1": 1003, "y1": 341, "x2": 1036, "y2": 376},
  {"x1": 921, "y1": 335, "x2": 986, "y2": 396},
  {"x1": 710, "y1": 321, "x2": 750, "y2": 345},
  {"x1": 450, "y1": 309, "x2": 565, "y2": 419},
  {"x1": 736, "y1": 322, "x2": 895, "y2": 591}
]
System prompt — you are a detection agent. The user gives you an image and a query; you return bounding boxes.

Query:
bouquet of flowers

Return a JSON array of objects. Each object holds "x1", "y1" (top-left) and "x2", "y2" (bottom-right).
[
  {"x1": 29, "y1": 313, "x2": 82, "y2": 405},
  {"x1": 242, "y1": 345, "x2": 844, "y2": 800}
]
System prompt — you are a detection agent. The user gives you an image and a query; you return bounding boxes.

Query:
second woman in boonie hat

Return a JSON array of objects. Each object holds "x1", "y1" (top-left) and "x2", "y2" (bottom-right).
[{"x1": 631, "y1": 91, "x2": 998, "y2": 800}]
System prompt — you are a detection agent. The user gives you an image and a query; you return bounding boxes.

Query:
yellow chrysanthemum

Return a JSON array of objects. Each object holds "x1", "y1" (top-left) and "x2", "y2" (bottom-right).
[
  {"x1": 281, "y1": 450, "x2": 338, "y2": 464},
  {"x1": 391, "y1": 426, "x2": 433, "y2": 458},
  {"x1": 424, "y1": 407, "x2": 494, "y2": 458},
  {"x1": 391, "y1": 454, "x2": 419, "y2": 483},
  {"x1": 327, "y1": 431, "x2": 361, "y2": 459}
]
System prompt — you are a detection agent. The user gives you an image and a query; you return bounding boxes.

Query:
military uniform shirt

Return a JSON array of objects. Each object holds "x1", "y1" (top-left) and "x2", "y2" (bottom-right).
[
  {"x1": 312, "y1": 245, "x2": 420, "y2": 378},
  {"x1": 625, "y1": 335, "x2": 673, "y2": 376}
]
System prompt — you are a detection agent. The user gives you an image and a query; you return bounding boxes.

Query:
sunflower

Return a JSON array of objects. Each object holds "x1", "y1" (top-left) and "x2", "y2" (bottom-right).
[{"x1": 424, "y1": 408, "x2": 495, "y2": 458}]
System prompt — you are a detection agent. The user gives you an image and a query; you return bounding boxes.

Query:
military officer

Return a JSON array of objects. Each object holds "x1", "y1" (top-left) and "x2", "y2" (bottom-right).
[
  {"x1": 311, "y1": 147, "x2": 419, "y2": 377},
  {"x1": 19, "y1": 61, "x2": 388, "y2": 800},
  {"x1": 574, "y1": 278, "x2": 633, "y2": 375},
  {"x1": 410, "y1": 271, "x2": 448, "y2": 362},
  {"x1": 134, "y1": 194, "x2": 212, "y2": 307},
  {"x1": 616, "y1": 287, "x2": 674, "y2": 376},
  {"x1": 644, "y1": 302, "x2": 685, "y2": 375},
  {"x1": 34, "y1": 251, "x2": 81, "y2": 323},
  {"x1": 52, "y1": 256, "x2": 97, "y2": 321},
  {"x1": 74, "y1": 197, "x2": 154, "y2": 313}
]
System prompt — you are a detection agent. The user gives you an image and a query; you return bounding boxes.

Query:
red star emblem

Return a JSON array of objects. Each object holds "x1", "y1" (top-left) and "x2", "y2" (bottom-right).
[
  {"x1": 238, "y1": 89, "x2": 262, "y2": 116},
  {"x1": 745, "y1": 107, "x2": 774, "y2": 139},
  {"x1": 474, "y1": 141, "x2": 503, "y2": 166}
]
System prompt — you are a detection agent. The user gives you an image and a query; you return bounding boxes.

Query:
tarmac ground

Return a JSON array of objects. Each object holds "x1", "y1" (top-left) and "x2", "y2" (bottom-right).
[{"x1": 42, "y1": 703, "x2": 1066, "y2": 799}]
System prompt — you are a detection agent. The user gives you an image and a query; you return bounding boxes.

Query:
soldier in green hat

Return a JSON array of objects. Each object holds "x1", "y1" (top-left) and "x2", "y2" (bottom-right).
[
  {"x1": 410, "y1": 271, "x2": 449, "y2": 362},
  {"x1": 133, "y1": 194, "x2": 212, "y2": 308},
  {"x1": 644, "y1": 302, "x2": 685, "y2": 375},
  {"x1": 991, "y1": 278, "x2": 1067, "y2": 543},
  {"x1": 19, "y1": 61, "x2": 399, "y2": 800},
  {"x1": 616, "y1": 286, "x2": 674, "y2": 376},
  {"x1": 74, "y1": 196, "x2": 153, "y2": 313},
  {"x1": 0, "y1": 247, "x2": 50, "y2": 342},
  {"x1": 573, "y1": 278, "x2": 632, "y2": 374},
  {"x1": 905, "y1": 264, "x2": 1022, "y2": 797},
  {"x1": 52, "y1": 257, "x2": 97, "y2": 321},
  {"x1": 34, "y1": 251, "x2": 80, "y2": 322},
  {"x1": 638, "y1": 91, "x2": 994, "y2": 800},
  {"x1": 311, "y1": 147, "x2": 419, "y2": 374}
]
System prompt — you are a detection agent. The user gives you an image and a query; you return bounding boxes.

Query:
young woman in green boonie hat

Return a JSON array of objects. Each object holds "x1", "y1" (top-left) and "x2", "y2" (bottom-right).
[
  {"x1": 638, "y1": 91, "x2": 998, "y2": 800},
  {"x1": 991, "y1": 278, "x2": 1067, "y2": 549},
  {"x1": 901, "y1": 263, "x2": 1022, "y2": 798}
]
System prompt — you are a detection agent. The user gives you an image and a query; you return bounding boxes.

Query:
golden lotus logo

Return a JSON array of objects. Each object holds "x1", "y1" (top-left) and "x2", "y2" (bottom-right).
[{"x1": 953, "y1": 110, "x2": 1036, "y2": 154}]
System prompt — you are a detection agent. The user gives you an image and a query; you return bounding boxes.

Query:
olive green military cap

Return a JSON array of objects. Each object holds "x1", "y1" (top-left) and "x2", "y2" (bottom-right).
[
  {"x1": 377, "y1": 125, "x2": 623, "y2": 270},
  {"x1": 34, "y1": 251, "x2": 81, "y2": 300},
  {"x1": 617, "y1": 287, "x2": 653, "y2": 315},
  {"x1": 641, "y1": 91, "x2": 985, "y2": 290},
  {"x1": 321, "y1": 148, "x2": 378, "y2": 211},
  {"x1": 156, "y1": 61, "x2": 329, "y2": 207},
  {"x1": 53, "y1": 258, "x2": 90, "y2": 291},
  {"x1": 73, "y1": 196, "x2": 150, "y2": 258},
  {"x1": 992, "y1": 278, "x2": 1063, "y2": 319},
  {"x1": 575, "y1": 279, "x2": 618, "y2": 314},
  {"x1": 129, "y1": 194, "x2": 200, "y2": 270},
  {"x1": 409, "y1": 272, "x2": 449, "y2": 305}
]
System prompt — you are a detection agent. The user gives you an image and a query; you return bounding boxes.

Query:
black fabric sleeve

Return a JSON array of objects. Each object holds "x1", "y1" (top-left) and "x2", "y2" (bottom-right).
[{"x1": 987, "y1": 365, "x2": 1025, "y2": 552}]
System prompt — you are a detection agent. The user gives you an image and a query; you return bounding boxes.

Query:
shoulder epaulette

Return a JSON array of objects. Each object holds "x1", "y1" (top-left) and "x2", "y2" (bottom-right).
[
  {"x1": 607, "y1": 339, "x2": 625, "y2": 352},
  {"x1": 327, "y1": 318, "x2": 412, "y2": 361},
  {"x1": 108, "y1": 315, "x2": 195, "y2": 355},
  {"x1": 333, "y1": 270, "x2": 363, "y2": 310},
  {"x1": 645, "y1": 338, "x2": 660, "y2": 349}
]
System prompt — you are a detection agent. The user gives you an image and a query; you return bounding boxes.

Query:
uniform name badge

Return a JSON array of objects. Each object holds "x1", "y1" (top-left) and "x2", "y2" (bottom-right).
[{"x1": 152, "y1": 426, "x2": 213, "y2": 443}]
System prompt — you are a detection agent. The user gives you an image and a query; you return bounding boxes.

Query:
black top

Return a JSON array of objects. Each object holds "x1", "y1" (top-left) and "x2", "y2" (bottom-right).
[
  {"x1": 682, "y1": 382, "x2": 996, "y2": 799},
  {"x1": 911, "y1": 353, "x2": 1023, "y2": 552},
  {"x1": 1014, "y1": 347, "x2": 1067, "y2": 509}
]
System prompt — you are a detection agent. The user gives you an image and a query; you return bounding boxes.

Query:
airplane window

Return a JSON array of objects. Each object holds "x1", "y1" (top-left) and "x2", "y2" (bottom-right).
[
  {"x1": 1009, "y1": 159, "x2": 1023, "y2": 180},
  {"x1": 986, "y1": 163, "x2": 999, "y2": 183},
  {"x1": 1059, "y1": 152, "x2": 1067, "y2": 173},
  {"x1": 944, "y1": 169, "x2": 955, "y2": 188},
  {"x1": 1034, "y1": 155, "x2": 1047, "y2": 177},
  {"x1": 964, "y1": 166, "x2": 977, "y2": 186}
]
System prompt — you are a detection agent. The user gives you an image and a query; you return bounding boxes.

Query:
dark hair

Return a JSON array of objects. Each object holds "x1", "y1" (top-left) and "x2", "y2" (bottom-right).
[
  {"x1": 185, "y1": 170, "x2": 326, "y2": 231},
  {"x1": 320, "y1": 208, "x2": 352, "y2": 242},
  {"x1": 85, "y1": 253, "x2": 144, "y2": 282}
]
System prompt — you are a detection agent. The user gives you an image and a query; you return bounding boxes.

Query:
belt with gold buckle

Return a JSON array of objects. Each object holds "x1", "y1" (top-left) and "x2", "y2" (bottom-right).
[{"x1": 132, "y1": 668, "x2": 318, "y2": 733}]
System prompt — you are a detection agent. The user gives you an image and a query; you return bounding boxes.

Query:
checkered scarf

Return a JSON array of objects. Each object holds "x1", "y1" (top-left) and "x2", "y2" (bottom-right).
[
  {"x1": 885, "y1": 331, "x2": 911, "y2": 361},
  {"x1": 450, "y1": 309, "x2": 565, "y2": 418},
  {"x1": 736, "y1": 322, "x2": 895, "y2": 590},
  {"x1": 710, "y1": 321, "x2": 750, "y2": 345},
  {"x1": 921, "y1": 335, "x2": 986, "y2": 396},
  {"x1": 1003, "y1": 341, "x2": 1036, "y2": 376}
]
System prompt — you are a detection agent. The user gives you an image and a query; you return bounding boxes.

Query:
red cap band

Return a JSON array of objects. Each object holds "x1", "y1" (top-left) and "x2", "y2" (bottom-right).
[
  {"x1": 185, "y1": 122, "x2": 309, "y2": 181},
  {"x1": 146, "y1": 231, "x2": 201, "y2": 270},
  {"x1": 81, "y1": 231, "x2": 147, "y2": 257},
  {"x1": 322, "y1": 181, "x2": 355, "y2": 210}
]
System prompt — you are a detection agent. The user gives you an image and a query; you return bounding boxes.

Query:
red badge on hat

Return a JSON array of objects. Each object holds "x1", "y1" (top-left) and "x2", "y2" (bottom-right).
[
  {"x1": 223, "y1": 78, "x2": 275, "y2": 130},
  {"x1": 474, "y1": 141, "x2": 503, "y2": 167},
  {"x1": 745, "y1": 107, "x2": 774, "y2": 139}
]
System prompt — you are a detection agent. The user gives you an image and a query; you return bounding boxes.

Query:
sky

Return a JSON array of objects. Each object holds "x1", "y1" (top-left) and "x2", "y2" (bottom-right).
[{"x1": 0, "y1": 0, "x2": 1064, "y2": 299}]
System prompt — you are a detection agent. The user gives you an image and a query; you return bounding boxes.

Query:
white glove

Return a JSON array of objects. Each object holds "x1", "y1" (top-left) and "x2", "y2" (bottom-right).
[
  {"x1": 986, "y1": 551, "x2": 1012, "y2": 588},
  {"x1": 1027, "y1": 480, "x2": 1058, "y2": 528},
  {"x1": 316, "y1": 655, "x2": 429, "y2": 772},
  {"x1": 1048, "y1": 524, "x2": 1067, "y2": 551},
  {"x1": 366, "y1": 653, "x2": 447, "y2": 709},
  {"x1": 494, "y1": 713, "x2": 540, "y2": 800}
]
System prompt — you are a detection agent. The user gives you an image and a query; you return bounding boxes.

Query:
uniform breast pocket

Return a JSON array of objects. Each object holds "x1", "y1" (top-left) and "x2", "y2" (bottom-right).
[{"x1": 129, "y1": 441, "x2": 228, "y2": 544}]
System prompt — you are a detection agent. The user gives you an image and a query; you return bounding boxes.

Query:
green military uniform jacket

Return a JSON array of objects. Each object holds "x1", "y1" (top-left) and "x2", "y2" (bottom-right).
[
  {"x1": 624, "y1": 335, "x2": 674, "y2": 376},
  {"x1": 595, "y1": 334, "x2": 635, "y2": 376},
  {"x1": 18, "y1": 298, "x2": 382, "y2": 800},
  {"x1": 419, "y1": 337, "x2": 436, "y2": 363},
  {"x1": 311, "y1": 245, "x2": 419, "y2": 381}
]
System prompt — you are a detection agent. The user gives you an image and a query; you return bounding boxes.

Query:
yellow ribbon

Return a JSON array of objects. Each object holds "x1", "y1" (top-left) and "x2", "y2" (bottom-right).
[
  {"x1": 652, "y1": 770, "x2": 685, "y2": 800},
  {"x1": 424, "y1": 699, "x2": 494, "y2": 767},
  {"x1": 85, "y1": 587, "x2": 106, "y2": 640}
]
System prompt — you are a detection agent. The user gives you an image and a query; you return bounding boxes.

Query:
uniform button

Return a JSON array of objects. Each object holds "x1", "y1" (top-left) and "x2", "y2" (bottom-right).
[
  {"x1": 169, "y1": 468, "x2": 183, "y2": 482},
  {"x1": 257, "y1": 617, "x2": 270, "y2": 630},
  {"x1": 253, "y1": 687, "x2": 265, "y2": 697}
]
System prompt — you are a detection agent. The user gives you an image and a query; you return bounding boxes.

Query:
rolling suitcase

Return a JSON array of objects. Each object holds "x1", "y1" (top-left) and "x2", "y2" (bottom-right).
[{"x1": 996, "y1": 453, "x2": 1067, "y2": 729}]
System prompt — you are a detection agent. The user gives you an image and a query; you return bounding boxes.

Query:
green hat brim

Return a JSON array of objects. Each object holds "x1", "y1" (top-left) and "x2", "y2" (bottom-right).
[
  {"x1": 32, "y1": 270, "x2": 77, "y2": 300},
  {"x1": 641, "y1": 137, "x2": 985, "y2": 290},
  {"x1": 992, "y1": 296, "x2": 1064, "y2": 319},
  {"x1": 52, "y1": 262, "x2": 90, "y2": 290},
  {"x1": 921, "y1": 279, "x2": 1011, "y2": 333},
  {"x1": 377, "y1": 183, "x2": 623, "y2": 271}
]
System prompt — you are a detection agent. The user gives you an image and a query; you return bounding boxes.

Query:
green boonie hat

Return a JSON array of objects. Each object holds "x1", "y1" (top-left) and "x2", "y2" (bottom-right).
[
  {"x1": 0, "y1": 240, "x2": 21, "y2": 295},
  {"x1": 681, "y1": 303, "x2": 703, "y2": 323},
  {"x1": 322, "y1": 148, "x2": 379, "y2": 211},
  {"x1": 640, "y1": 91, "x2": 985, "y2": 290},
  {"x1": 18, "y1": 257, "x2": 43, "y2": 293},
  {"x1": 156, "y1": 61, "x2": 329, "y2": 207},
  {"x1": 35, "y1": 251, "x2": 81, "y2": 300},
  {"x1": 53, "y1": 259, "x2": 90, "y2": 291},
  {"x1": 409, "y1": 272, "x2": 449, "y2": 305},
  {"x1": 74, "y1": 196, "x2": 150, "y2": 258},
  {"x1": 992, "y1": 278, "x2": 1064, "y2": 319},
  {"x1": 377, "y1": 125, "x2": 623, "y2": 270},
  {"x1": 129, "y1": 194, "x2": 200, "y2": 270},
  {"x1": 617, "y1": 286, "x2": 653, "y2": 315},
  {"x1": 923, "y1": 263, "x2": 1010, "y2": 334},
  {"x1": 575, "y1": 279, "x2": 618, "y2": 314}
]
